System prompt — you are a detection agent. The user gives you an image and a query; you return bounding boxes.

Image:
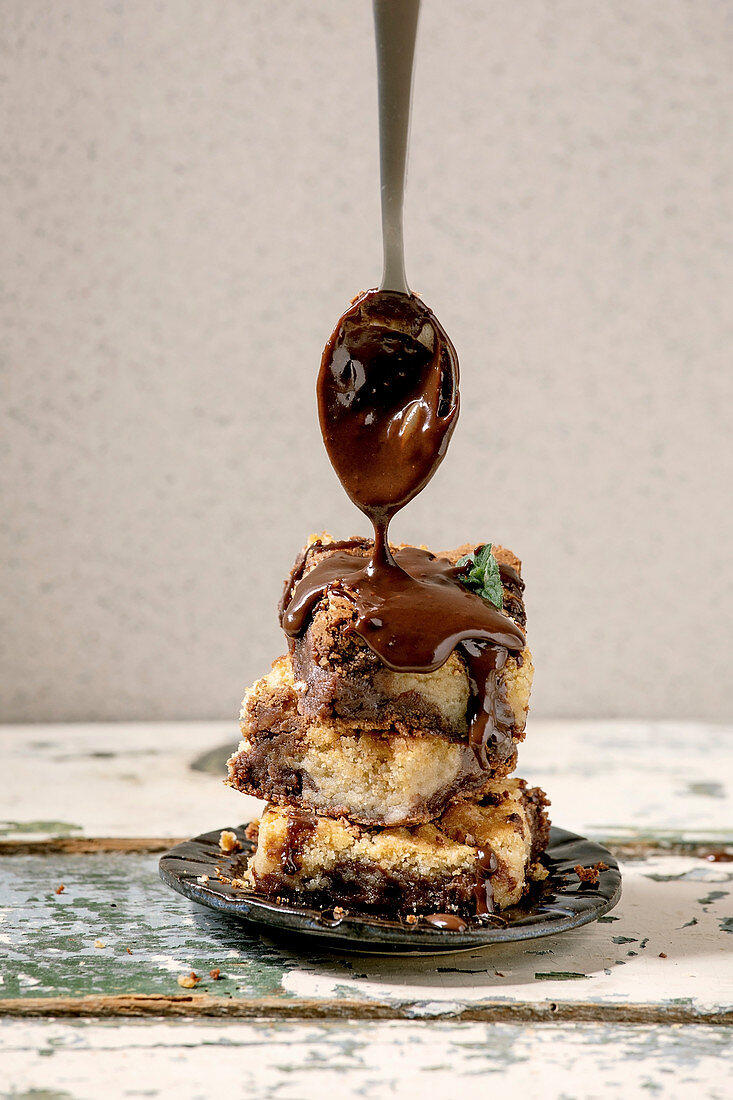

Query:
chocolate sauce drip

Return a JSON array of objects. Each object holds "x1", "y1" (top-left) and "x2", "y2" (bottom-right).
[
  {"x1": 424, "y1": 844, "x2": 498, "y2": 921},
  {"x1": 462, "y1": 640, "x2": 518, "y2": 767},
  {"x1": 280, "y1": 809, "x2": 317, "y2": 876},
  {"x1": 472, "y1": 844, "x2": 498, "y2": 915},
  {"x1": 424, "y1": 912, "x2": 468, "y2": 931}
]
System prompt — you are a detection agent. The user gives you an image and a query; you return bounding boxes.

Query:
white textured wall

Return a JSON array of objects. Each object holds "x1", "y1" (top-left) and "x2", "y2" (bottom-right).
[{"x1": 2, "y1": 1, "x2": 732, "y2": 722}]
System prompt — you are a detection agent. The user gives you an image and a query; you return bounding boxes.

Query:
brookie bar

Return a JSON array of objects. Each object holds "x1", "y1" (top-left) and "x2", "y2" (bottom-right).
[
  {"x1": 227, "y1": 654, "x2": 516, "y2": 826},
  {"x1": 280, "y1": 535, "x2": 533, "y2": 757},
  {"x1": 240, "y1": 777, "x2": 550, "y2": 916}
]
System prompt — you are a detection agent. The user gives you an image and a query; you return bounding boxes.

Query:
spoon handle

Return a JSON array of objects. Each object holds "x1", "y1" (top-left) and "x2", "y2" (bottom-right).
[{"x1": 373, "y1": 0, "x2": 421, "y2": 295}]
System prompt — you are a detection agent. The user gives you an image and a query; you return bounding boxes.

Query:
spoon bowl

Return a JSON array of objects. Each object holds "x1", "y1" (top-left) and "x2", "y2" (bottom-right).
[{"x1": 317, "y1": 288, "x2": 459, "y2": 519}]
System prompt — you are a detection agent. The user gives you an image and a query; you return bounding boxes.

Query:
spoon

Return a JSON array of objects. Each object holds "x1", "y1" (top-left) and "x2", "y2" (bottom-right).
[
  {"x1": 373, "y1": 0, "x2": 421, "y2": 294},
  {"x1": 316, "y1": 0, "x2": 460, "y2": 556}
]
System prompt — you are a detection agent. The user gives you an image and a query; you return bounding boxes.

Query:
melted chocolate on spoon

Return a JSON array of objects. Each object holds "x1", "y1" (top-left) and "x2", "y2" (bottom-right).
[
  {"x1": 317, "y1": 289, "x2": 458, "y2": 533},
  {"x1": 281, "y1": 287, "x2": 525, "y2": 774}
]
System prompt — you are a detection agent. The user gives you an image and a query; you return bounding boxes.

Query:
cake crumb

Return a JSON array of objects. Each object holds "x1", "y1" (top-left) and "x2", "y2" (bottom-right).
[
  {"x1": 197, "y1": 874, "x2": 210, "y2": 884},
  {"x1": 177, "y1": 971, "x2": 201, "y2": 989},
  {"x1": 244, "y1": 821, "x2": 259, "y2": 843},
  {"x1": 126, "y1": 947, "x2": 132, "y2": 955},
  {"x1": 219, "y1": 830, "x2": 242, "y2": 853},
  {"x1": 209, "y1": 968, "x2": 222, "y2": 980},
  {"x1": 659, "y1": 952, "x2": 668, "y2": 959},
  {"x1": 574, "y1": 861, "x2": 608, "y2": 884},
  {"x1": 405, "y1": 914, "x2": 418, "y2": 925},
  {"x1": 93, "y1": 940, "x2": 105, "y2": 949},
  {"x1": 55, "y1": 884, "x2": 65, "y2": 895}
]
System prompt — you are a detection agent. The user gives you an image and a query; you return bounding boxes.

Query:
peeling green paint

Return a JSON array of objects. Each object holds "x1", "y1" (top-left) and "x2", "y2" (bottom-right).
[
  {"x1": 534, "y1": 972, "x2": 588, "y2": 981},
  {"x1": 644, "y1": 867, "x2": 733, "y2": 885},
  {"x1": 685, "y1": 782, "x2": 726, "y2": 799},
  {"x1": 4, "y1": 1020, "x2": 732, "y2": 1097},
  {"x1": 0, "y1": 1090, "x2": 78, "y2": 1100},
  {"x1": 0, "y1": 822, "x2": 82, "y2": 838},
  {"x1": 697, "y1": 890, "x2": 728, "y2": 907},
  {"x1": 1, "y1": 849, "x2": 730, "y2": 1019},
  {"x1": 0, "y1": 853, "x2": 296, "y2": 1001},
  {"x1": 592, "y1": 827, "x2": 733, "y2": 845},
  {"x1": 644, "y1": 872, "x2": 686, "y2": 883}
]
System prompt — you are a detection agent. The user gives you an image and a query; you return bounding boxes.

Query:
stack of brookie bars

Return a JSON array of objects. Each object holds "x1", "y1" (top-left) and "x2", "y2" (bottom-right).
[{"x1": 226, "y1": 535, "x2": 550, "y2": 921}]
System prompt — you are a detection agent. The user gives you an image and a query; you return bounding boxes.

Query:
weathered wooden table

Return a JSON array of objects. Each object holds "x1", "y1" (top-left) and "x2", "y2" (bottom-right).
[{"x1": 2, "y1": 720, "x2": 731, "y2": 1097}]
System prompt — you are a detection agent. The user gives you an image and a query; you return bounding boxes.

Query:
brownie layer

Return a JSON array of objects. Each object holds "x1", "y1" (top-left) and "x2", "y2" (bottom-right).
[
  {"x1": 240, "y1": 777, "x2": 550, "y2": 915},
  {"x1": 251, "y1": 862, "x2": 479, "y2": 914},
  {"x1": 229, "y1": 655, "x2": 517, "y2": 826},
  {"x1": 282, "y1": 535, "x2": 533, "y2": 742}
]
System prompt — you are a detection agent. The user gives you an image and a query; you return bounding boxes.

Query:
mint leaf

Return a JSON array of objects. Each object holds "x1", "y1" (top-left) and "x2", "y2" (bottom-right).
[{"x1": 456, "y1": 543, "x2": 504, "y2": 609}]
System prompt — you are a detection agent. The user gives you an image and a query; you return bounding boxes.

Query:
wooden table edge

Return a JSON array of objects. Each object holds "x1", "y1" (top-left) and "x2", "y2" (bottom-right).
[{"x1": 1, "y1": 995, "x2": 731, "y2": 1026}]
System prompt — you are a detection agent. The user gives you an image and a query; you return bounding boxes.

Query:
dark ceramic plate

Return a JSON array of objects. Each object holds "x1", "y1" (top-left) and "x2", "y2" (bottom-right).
[{"x1": 159, "y1": 825, "x2": 621, "y2": 955}]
